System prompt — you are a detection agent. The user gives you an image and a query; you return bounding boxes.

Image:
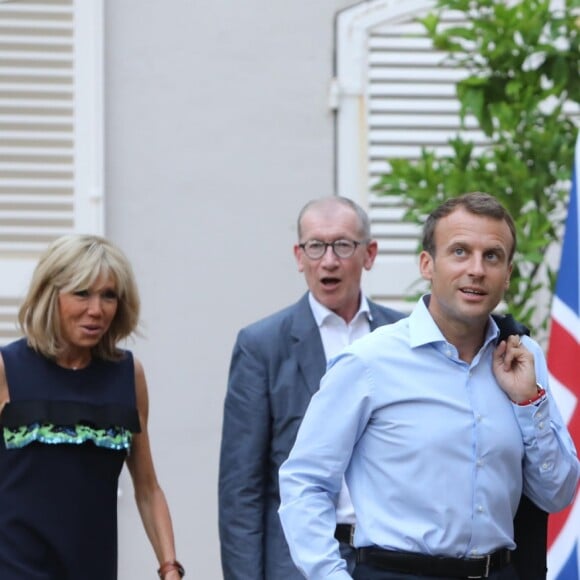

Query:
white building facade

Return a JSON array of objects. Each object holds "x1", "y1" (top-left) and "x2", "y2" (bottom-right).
[{"x1": 0, "y1": 0, "x2": 557, "y2": 578}]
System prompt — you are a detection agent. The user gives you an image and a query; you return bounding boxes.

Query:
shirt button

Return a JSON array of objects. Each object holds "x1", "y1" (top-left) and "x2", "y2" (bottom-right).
[
  {"x1": 538, "y1": 421, "x2": 545, "y2": 429},
  {"x1": 477, "y1": 459, "x2": 483, "y2": 467},
  {"x1": 477, "y1": 505, "x2": 484, "y2": 513}
]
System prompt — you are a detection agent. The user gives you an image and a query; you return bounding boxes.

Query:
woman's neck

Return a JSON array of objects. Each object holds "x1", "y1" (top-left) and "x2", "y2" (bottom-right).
[{"x1": 55, "y1": 350, "x2": 92, "y2": 370}]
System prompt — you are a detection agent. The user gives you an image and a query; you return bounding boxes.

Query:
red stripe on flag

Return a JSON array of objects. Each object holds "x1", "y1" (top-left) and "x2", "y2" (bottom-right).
[
  {"x1": 547, "y1": 319, "x2": 580, "y2": 548},
  {"x1": 548, "y1": 412, "x2": 580, "y2": 548},
  {"x1": 547, "y1": 320, "x2": 580, "y2": 395}
]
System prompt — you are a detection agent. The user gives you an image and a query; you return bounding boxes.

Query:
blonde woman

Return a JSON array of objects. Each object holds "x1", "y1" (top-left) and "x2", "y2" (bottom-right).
[{"x1": 0, "y1": 234, "x2": 184, "y2": 580}]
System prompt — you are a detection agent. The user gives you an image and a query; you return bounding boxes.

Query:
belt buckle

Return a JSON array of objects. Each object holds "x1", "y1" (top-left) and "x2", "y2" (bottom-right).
[
  {"x1": 467, "y1": 553, "x2": 491, "y2": 579},
  {"x1": 349, "y1": 525, "x2": 355, "y2": 546}
]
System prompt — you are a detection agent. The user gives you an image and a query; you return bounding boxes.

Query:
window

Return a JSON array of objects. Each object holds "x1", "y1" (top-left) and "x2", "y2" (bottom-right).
[
  {"x1": 0, "y1": 0, "x2": 103, "y2": 344},
  {"x1": 334, "y1": 0, "x2": 482, "y2": 312}
]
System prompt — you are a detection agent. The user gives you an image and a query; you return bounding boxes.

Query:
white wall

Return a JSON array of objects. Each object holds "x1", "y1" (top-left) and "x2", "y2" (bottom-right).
[{"x1": 104, "y1": 1, "x2": 359, "y2": 578}]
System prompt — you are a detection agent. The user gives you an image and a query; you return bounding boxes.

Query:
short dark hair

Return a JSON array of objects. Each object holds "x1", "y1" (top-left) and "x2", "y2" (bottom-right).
[{"x1": 422, "y1": 192, "x2": 517, "y2": 261}]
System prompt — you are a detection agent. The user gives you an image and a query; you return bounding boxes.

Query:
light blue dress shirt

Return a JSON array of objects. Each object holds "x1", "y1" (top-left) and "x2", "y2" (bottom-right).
[
  {"x1": 309, "y1": 292, "x2": 372, "y2": 525},
  {"x1": 278, "y1": 296, "x2": 580, "y2": 580}
]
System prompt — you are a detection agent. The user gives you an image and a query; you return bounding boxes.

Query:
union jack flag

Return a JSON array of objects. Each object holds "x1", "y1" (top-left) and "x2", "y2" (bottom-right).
[{"x1": 547, "y1": 134, "x2": 580, "y2": 580}]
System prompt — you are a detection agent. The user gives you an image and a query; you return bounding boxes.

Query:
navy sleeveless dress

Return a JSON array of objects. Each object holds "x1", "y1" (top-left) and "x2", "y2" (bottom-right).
[{"x1": 0, "y1": 338, "x2": 141, "y2": 580}]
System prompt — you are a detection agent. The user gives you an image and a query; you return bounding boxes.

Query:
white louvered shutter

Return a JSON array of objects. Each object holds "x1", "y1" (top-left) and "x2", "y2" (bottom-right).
[
  {"x1": 335, "y1": 0, "x2": 487, "y2": 313},
  {"x1": 0, "y1": 0, "x2": 103, "y2": 345}
]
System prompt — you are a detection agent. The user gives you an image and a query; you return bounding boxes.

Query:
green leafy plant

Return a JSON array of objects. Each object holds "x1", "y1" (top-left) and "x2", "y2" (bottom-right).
[{"x1": 373, "y1": 0, "x2": 580, "y2": 331}]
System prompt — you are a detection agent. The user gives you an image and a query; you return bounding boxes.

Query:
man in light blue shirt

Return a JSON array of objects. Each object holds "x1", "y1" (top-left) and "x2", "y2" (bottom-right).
[{"x1": 278, "y1": 192, "x2": 580, "y2": 580}]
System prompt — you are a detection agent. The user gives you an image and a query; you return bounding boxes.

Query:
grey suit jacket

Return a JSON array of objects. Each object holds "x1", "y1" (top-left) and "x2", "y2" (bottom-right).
[{"x1": 218, "y1": 293, "x2": 404, "y2": 580}]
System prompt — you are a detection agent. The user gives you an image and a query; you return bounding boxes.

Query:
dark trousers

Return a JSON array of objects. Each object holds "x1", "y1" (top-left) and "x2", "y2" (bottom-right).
[{"x1": 353, "y1": 562, "x2": 519, "y2": 580}]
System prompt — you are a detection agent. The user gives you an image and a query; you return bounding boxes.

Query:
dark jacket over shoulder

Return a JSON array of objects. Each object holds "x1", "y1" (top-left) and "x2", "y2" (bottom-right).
[
  {"x1": 218, "y1": 293, "x2": 403, "y2": 580},
  {"x1": 513, "y1": 485, "x2": 548, "y2": 579}
]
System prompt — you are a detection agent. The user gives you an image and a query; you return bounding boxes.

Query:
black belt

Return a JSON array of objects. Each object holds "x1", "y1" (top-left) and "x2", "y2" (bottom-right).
[
  {"x1": 356, "y1": 547, "x2": 512, "y2": 579},
  {"x1": 334, "y1": 523, "x2": 355, "y2": 545}
]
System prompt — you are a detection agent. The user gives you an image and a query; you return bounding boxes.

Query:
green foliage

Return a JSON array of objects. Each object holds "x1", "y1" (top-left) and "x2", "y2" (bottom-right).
[{"x1": 373, "y1": 0, "x2": 580, "y2": 330}]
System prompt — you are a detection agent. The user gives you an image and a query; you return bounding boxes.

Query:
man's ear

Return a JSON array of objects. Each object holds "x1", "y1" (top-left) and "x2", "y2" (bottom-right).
[
  {"x1": 363, "y1": 240, "x2": 379, "y2": 271},
  {"x1": 294, "y1": 244, "x2": 305, "y2": 272},
  {"x1": 504, "y1": 262, "x2": 513, "y2": 289},
  {"x1": 419, "y1": 250, "x2": 434, "y2": 281}
]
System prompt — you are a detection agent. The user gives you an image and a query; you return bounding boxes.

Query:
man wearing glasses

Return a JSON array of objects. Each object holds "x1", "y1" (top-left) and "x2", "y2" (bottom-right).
[{"x1": 218, "y1": 196, "x2": 403, "y2": 580}]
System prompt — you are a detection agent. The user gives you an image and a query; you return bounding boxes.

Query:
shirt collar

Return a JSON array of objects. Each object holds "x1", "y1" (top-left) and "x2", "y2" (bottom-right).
[
  {"x1": 408, "y1": 294, "x2": 499, "y2": 349},
  {"x1": 308, "y1": 291, "x2": 372, "y2": 327}
]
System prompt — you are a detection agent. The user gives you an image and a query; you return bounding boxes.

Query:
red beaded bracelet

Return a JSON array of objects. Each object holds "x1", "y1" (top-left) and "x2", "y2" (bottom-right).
[
  {"x1": 515, "y1": 385, "x2": 546, "y2": 406},
  {"x1": 157, "y1": 560, "x2": 185, "y2": 579}
]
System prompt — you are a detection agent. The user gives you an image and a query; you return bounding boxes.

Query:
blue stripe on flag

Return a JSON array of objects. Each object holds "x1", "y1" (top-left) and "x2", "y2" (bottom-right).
[
  {"x1": 555, "y1": 142, "x2": 579, "y2": 317},
  {"x1": 556, "y1": 542, "x2": 579, "y2": 580}
]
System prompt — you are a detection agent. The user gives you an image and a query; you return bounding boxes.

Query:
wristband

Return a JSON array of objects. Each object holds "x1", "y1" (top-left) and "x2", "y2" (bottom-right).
[
  {"x1": 515, "y1": 384, "x2": 546, "y2": 406},
  {"x1": 158, "y1": 560, "x2": 185, "y2": 579}
]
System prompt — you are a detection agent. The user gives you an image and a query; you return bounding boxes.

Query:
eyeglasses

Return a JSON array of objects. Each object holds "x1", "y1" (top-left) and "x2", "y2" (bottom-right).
[{"x1": 298, "y1": 239, "x2": 366, "y2": 260}]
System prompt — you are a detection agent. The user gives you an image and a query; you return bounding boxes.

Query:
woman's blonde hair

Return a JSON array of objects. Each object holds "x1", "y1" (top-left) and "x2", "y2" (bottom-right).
[{"x1": 18, "y1": 234, "x2": 141, "y2": 361}]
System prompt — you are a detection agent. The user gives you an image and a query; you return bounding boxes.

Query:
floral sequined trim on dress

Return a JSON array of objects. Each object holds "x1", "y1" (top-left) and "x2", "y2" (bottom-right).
[{"x1": 3, "y1": 422, "x2": 133, "y2": 451}]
